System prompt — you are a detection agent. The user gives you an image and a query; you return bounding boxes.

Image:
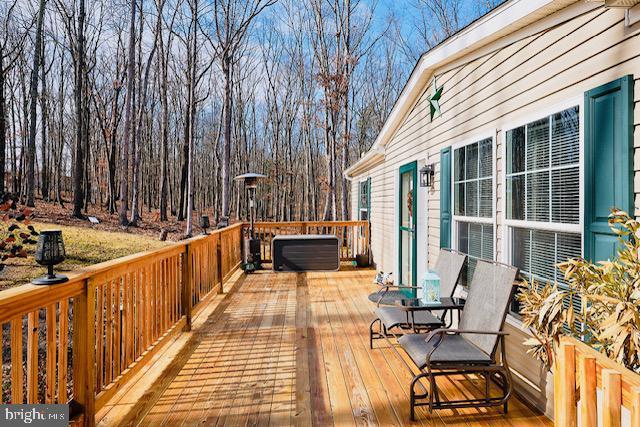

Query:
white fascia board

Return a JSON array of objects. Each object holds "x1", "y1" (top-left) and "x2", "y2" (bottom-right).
[
  {"x1": 348, "y1": 0, "x2": 581, "y2": 176},
  {"x1": 344, "y1": 147, "x2": 384, "y2": 179}
]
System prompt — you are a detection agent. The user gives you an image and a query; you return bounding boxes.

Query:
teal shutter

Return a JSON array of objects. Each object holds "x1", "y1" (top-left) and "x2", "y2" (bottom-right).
[
  {"x1": 440, "y1": 147, "x2": 452, "y2": 249},
  {"x1": 584, "y1": 75, "x2": 634, "y2": 262}
]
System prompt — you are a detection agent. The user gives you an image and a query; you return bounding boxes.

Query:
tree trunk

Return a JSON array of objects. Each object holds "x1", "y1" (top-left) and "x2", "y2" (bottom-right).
[
  {"x1": 72, "y1": 0, "x2": 86, "y2": 218},
  {"x1": 26, "y1": 0, "x2": 47, "y2": 207},
  {"x1": 119, "y1": 0, "x2": 137, "y2": 226},
  {"x1": 220, "y1": 55, "x2": 232, "y2": 220}
]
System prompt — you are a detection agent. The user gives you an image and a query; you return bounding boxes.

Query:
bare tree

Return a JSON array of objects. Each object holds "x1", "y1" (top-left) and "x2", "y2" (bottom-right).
[{"x1": 209, "y1": 0, "x2": 276, "y2": 221}]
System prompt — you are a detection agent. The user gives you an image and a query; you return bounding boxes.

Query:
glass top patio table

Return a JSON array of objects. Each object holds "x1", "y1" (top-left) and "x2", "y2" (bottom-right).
[{"x1": 394, "y1": 296, "x2": 465, "y2": 311}]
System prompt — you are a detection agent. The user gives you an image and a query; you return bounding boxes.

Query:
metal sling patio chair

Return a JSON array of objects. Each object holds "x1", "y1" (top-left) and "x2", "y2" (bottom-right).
[
  {"x1": 369, "y1": 249, "x2": 467, "y2": 348},
  {"x1": 395, "y1": 259, "x2": 519, "y2": 420}
]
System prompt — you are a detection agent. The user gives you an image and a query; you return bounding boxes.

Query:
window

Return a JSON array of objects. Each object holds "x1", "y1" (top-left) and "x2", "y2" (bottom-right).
[
  {"x1": 506, "y1": 106, "x2": 582, "y2": 320},
  {"x1": 453, "y1": 137, "x2": 494, "y2": 285},
  {"x1": 358, "y1": 179, "x2": 370, "y2": 221}
]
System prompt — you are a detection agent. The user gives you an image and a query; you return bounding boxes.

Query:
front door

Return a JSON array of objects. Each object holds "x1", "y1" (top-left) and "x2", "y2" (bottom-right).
[{"x1": 399, "y1": 162, "x2": 417, "y2": 296}]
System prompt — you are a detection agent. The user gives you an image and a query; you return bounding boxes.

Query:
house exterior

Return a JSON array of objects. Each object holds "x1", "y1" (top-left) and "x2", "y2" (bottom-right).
[{"x1": 346, "y1": 0, "x2": 640, "y2": 413}]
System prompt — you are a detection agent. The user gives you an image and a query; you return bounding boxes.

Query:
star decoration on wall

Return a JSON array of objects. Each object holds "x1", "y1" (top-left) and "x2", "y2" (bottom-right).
[{"x1": 428, "y1": 79, "x2": 444, "y2": 122}]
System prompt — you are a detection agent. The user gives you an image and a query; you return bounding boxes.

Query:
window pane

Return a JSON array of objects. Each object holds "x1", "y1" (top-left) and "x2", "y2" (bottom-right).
[
  {"x1": 507, "y1": 127, "x2": 525, "y2": 174},
  {"x1": 466, "y1": 143, "x2": 478, "y2": 180},
  {"x1": 527, "y1": 117, "x2": 550, "y2": 171},
  {"x1": 401, "y1": 171, "x2": 413, "y2": 228},
  {"x1": 454, "y1": 147, "x2": 465, "y2": 182},
  {"x1": 526, "y1": 171, "x2": 550, "y2": 222},
  {"x1": 552, "y1": 167, "x2": 579, "y2": 224},
  {"x1": 507, "y1": 175, "x2": 525, "y2": 220},
  {"x1": 479, "y1": 138, "x2": 492, "y2": 178},
  {"x1": 468, "y1": 223, "x2": 483, "y2": 259},
  {"x1": 552, "y1": 107, "x2": 579, "y2": 166},
  {"x1": 512, "y1": 228, "x2": 531, "y2": 274},
  {"x1": 454, "y1": 183, "x2": 465, "y2": 216},
  {"x1": 482, "y1": 225, "x2": 494, "y2": 259},
  {"x1": 457, "y1": 222, "x2": 469, "y2": 254},
  {"x1": 530, "y1": 230, "x2": 556, "y2": 281},
  {"x1": 465, "y1": 180, "x2": 478, "y2": 217},
  {"x1": 556, "y1": 232, "x2": 581, "y2": 286},
  {"x1": 479, "y1": 178, "x2": 492, "y2": 218}
]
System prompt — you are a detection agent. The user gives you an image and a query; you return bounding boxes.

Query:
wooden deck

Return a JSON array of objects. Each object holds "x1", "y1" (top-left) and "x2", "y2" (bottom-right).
[{"x1": 98, "y1": 267, "x2": 551, "y2": 426}]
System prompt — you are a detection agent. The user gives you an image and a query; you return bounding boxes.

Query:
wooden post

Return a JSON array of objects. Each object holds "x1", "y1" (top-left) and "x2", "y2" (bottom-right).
[
  {"x1": 72, "y1": 280, "x2": 96, "y2": 427},
  {"x1": 578, "y1": 355, "x2": 597, "y2": 427},
  {"x1": 602, "y1": 369, "x2": 621, "y2": 427},
  {"x1": 216, "y1": 237, "x2": 224, "y2": 294},
  {"x1": 631, "y1": 387, "x2": 640, "y2": 427},
  {"x1": 555, "y1": 342, "x2": 576, "y2": 426},
  {"x1": 181, "y1": 244, "x2": 192, "y2": 331}
]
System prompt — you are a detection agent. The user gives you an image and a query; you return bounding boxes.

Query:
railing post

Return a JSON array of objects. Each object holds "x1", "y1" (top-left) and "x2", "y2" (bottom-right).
[
  {"x1": 72, "y1": 280, "x2": 96, "y2": 427},
  {"x1": 181, "y1": 244, "x2": 192, "y2": 331},
  {"x1": 216, "y1": 236, "x2": 224, "y2": 294},
  {"x1": 555, "y1": 342, "x2": 576, "y2": 427}
]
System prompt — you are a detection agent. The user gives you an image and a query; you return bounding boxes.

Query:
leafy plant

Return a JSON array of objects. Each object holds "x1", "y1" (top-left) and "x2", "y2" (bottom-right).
[
  {"x1": 559, "y1": 209, "x2": 640, "y2": 372},
  {"x1": 516, "y1": 279, "x2": 575, "y2": 370},
  {"x1": 0, "y1": 193, "x2": 38, "y2": 272},
  {"x1": 518, "y1": 209, "x2": 640, "y2": 373}
]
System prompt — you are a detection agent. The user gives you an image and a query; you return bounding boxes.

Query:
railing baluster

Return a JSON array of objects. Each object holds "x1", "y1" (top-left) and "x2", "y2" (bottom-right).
[
  {"x1": 26, "y1": 311, "x2": 38, "y2": 403},
  {"x1": 58, "y1": 299, "x2": 68, "y2": 403},
  {"x1": 11, "y1": 317, "x2": 23, "y2": 404}
]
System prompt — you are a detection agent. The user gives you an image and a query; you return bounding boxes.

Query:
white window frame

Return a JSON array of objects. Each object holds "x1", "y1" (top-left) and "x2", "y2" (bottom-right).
[
  {"x1": 358, "y1": 179, "x2": 370, "y2": 221},
  {"x1": 501, "y1": 96, "x2": 584, "y2": 274},
  {"x1": 451, "y1": 130, "x2": 497, "y2": 260}
]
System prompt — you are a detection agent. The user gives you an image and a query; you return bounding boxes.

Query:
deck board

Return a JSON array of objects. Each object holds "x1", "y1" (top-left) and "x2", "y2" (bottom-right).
[{"x1": 100, "y1": 267, "x2": 552, "y2": 426}]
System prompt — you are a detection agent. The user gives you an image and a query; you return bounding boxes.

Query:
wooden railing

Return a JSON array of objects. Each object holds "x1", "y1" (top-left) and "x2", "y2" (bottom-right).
[
  {"x1": 246, "y1": 220, "x2": 370, "y2": 263},
  {"x1": 555, "y1": 336, "x2": 640, "y2": 426},
  {"x1": 0, "y1": 223, "x2": 243, "y2": 426}
]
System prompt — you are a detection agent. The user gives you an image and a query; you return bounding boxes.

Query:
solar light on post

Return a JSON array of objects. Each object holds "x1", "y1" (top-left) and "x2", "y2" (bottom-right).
[{"x1": 33, "y1": 230, "x2": 69, "y2": 285}]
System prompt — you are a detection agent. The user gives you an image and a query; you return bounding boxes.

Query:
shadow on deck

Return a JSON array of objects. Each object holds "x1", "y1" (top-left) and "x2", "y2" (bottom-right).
[{"x1": 97, "y1": 267, "x2": 551, "y2": 426}]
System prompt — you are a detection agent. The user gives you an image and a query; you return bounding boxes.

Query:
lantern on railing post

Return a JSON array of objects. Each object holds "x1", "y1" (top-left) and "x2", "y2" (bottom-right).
[
  {"x1": 235, "y1": 172, "x2": 267, "y2": 272},
  {"x1": 33, "y1": 230, "x2": 69, "y2": 285}
]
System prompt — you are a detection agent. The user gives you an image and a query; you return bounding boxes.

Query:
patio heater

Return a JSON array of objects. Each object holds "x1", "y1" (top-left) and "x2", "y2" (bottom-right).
[{"x1": 235, "y1": 172, "x2": 267, "y2": 272}]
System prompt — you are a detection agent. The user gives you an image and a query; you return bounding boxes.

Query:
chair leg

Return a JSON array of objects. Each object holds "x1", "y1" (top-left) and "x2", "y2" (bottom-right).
[
  {"x1": 410, "y1": 372, "x2": 429, "y2": 421},
  {"x1": 369, "y1": 318, "x2": 380, "y2": 349}
]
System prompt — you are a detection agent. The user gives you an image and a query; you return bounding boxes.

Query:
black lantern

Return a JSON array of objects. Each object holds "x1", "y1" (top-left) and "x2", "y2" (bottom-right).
[
  {"x1": 420, "y1": 164, "x2": 435, "y2": 187},
  {"x1": 33, "y1": 230, "x2": 69, "y2": 285},
  {"x1": 200, "y1": 215, "x2": 210, "y2": 235}
]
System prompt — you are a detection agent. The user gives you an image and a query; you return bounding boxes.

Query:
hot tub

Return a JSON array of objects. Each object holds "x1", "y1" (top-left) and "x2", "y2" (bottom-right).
[{"x1": 272, "y1": 234, "x2": 340, "y2": 272}]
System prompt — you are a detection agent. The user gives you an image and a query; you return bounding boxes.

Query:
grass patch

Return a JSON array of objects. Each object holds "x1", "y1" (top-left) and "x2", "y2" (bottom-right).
[{"x1": 0, "y1": 222, "x2": 169, "y2": 290}]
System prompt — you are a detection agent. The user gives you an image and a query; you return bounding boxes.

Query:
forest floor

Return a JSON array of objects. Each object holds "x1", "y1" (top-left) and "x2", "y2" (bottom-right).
[{"x1": 0, "y1": 199, "x2": 205, "y2": 290}]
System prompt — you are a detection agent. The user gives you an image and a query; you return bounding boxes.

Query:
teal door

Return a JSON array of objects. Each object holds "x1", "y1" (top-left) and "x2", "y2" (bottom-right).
[
  {"x1": 584, "y1": 75, "x2": 634, "y2": 262},
  {"x1": 398, "y1": 162, "x2": 417, "y2": 295}
]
